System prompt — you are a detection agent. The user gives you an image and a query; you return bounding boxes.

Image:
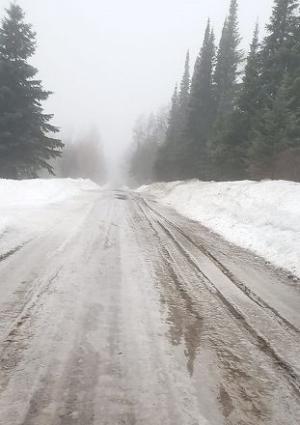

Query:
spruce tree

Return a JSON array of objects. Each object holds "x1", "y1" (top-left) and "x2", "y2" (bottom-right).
[
  {"x1": 155, "y1": 52, "x2": 190, "y2": 181},
  {"x1": 208, "y1": 0, "x2": 243, "y2": 180},
  {"x1": 248, "y1": 0, "x2": 300, "y2": 178},
  {"x1": 167, "y1": 85, "x2": 180, "y2": 141},
  {"x1": 289, "y1": 8, "x2": 300, "y2": 109},
  {"x1": 215, "y1": 23, "x2": 261, "y2": 179},
  {"x1": 238, "y1": 23, "x2": 261, "y2": 117},
  {"x1": 249, "y1": 74, "x2": 300, "y2": 178},
  {"x1": 178, "y1": 51, "x2": 191, "y2": 116},
  {"x1": 183, "y1": 21, "x2": 216, "y2": 179},
  {"x1": 155, "y1": 85, "x2": 179, "y2": 181},
  {"x1": 213, "y1": 0, "x2": 242, "y2": 116},
  {"x1": 0, "y1": 3, "x2": 63, "y2": 178},
  {"x1": 260, "y1": 0, "x2": 299, "y2": 99},
  {"x1": 174, "y1": 50, "x2": 191, "y2": 179}
]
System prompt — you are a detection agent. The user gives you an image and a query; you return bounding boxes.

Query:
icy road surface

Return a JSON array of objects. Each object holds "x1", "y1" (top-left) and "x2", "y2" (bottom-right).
[{"x1": 0, "y1": 189, "x2": 300, "y2": 425}]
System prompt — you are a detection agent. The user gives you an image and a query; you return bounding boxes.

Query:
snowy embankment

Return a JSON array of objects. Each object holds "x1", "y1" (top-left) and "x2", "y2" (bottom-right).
[
  {"x1": 0, "y1": 178, "x2": 99, "y2": 208},
  {"x1": 0, "y1": 178, "x2": 99, "y2": 238},
  {"x1": 138, "y1": 180, "x2": 300, "y2": 278}
]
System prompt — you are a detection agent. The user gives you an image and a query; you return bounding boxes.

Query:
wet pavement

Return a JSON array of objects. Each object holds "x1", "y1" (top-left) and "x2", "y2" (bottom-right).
[{"x1": 0, "y1": 189, "x2": 299, "y2": 424}]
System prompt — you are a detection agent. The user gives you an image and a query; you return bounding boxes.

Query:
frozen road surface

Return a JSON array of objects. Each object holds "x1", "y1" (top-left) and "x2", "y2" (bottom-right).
[{"x1": 0, "y1": 188, "x2": 300, "y2": 425}]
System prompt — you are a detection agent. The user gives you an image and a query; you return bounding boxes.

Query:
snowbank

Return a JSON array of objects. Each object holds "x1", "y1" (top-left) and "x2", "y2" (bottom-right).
[
  {"x1": 0, "y1": 178, "x2": 99, "y2": 236},
  {"x1": 138, "y1": 180, "x2": 300, "y2": 278},
  {"x1": 0, "y1": 178, "x2": 99, "y2": 208}
]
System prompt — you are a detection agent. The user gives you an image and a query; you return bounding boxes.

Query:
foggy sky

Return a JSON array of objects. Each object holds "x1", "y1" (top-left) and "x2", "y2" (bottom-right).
[{"x1": 0, "y1": 0, "x2": 274, "y2": 163}]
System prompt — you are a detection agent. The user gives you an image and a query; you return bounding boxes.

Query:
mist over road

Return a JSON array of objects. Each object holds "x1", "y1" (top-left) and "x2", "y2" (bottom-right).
[{"x1": 0, "y1": 189, "x2": 300, "y2": 425}]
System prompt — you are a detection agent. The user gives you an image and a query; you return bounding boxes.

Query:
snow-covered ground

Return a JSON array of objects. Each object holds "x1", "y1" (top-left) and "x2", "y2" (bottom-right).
[
  {"x1": 0, "y1": 178, "x2": 99, "y2": 250},
  {"x1": 138, "y1": 180, "x2": 300, "y2": 278},
  {"x1": 0, "y1": 178, "x2": 99, "y2": 209}
]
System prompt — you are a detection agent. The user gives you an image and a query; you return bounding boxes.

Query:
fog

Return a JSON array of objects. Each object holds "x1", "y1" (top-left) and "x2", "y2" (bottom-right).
[{"x1": 0, "y1": 0, "x2": 273, "y2": 165}]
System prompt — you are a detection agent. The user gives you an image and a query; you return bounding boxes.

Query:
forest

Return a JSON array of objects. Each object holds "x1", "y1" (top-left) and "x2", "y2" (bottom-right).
[
  {"x1": 0, "y1": 1, "x2": 299, "y2": 186},
  {"x1": 130, "y1": 0, "x2": 300, "y2": 185}
]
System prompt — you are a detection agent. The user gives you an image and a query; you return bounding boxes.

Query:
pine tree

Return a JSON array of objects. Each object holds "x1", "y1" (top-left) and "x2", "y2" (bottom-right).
[
  {"x1": 208, "y1": 0, "x2": 243, "y2": 180},
  {"x1": 155, "y1": 52, "x2": 190, "y2": 181},
  {"x1": 0, "y1": 3, "x2": 63, "y2": 178},
  {"x1": 173, "y1": 50, "x2": 191, "y2": 178},
  {"x1": 249, "y1": 74, "x2": 300, "y2": 178},
  {"x1": 167, "y1": 85, "x2": 180, "y2": 144},
  {"x1": 289, "y1": 8, "x2": 300, "y2": 108},
  {"x1": 238, "y1": 23, "x2": 261, "y2": 116},
  {"x1": 260, "y1": 0, "x2": 299, "y2": 99},
  {"x1": 154, "y1": 85, "x2": 179, "y2": 181},
  {"x1": 182, "y1": 21, "x2": 216, "y2": 179},
  {"x1": 178, "y1": 50, "x2": 191, "y2": 115},
  {"x1": 213, "y1": 0, "x2": 242, "y2": 116},
  {"x1": 248, "y1": 0, "x2": 300, "y2": 178},
  {"x1": 214, "y1": 23, "x2": 261, "y2": 179}
]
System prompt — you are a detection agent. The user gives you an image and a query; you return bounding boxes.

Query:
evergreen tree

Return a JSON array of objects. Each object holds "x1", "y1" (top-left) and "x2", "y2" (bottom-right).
[
  {"x1": 248, "y1": 0, "x2": 300, "y2": 178},
  {"x1": 155, "y1": 86, "x2": 179, "y2": 181},
  {"x1": 214, "y1": 23, "x2": 261, "y2": 179},
  {"x1": 249, "y1": 74, "x2": 300, "y2": 178},
  {"x1": 213, "y1": 0, "x2": 242, "y2": 116},
  {"x1": 168, "y1": 85, "x2": 180, "y2": 138},
  {"x1": 173, "y1": 50, "x2": 191, "y2": 178},
  {"x1": 0, "y1": 3, "x2": 63, "y2": 178},
  {"x1": 260, "y1": 0, "x2": 299, "y2": 99},
  {"x1": 182, "y1": 21, "x2": 216, "y2": 179},
  {"x1": 289, "y1": 9, "x2": 300, "y2": 110},
  {"x1": 238, "y1": 23, "x2": 261, "y2": 116},
  {"x1": 208, "y1": 0, "x2": 243, "y2": 180},
  {"x1": 178, "y1": 50, "x2": 191, "y2": 116},
  {"x1": 155, "y1": 52, "x2": 190, "y2": 181}
]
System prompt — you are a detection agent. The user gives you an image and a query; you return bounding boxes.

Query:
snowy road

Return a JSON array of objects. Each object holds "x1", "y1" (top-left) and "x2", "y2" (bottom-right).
[{"x1": 0, "y1": 188, "x2": 300, "y2": 425}]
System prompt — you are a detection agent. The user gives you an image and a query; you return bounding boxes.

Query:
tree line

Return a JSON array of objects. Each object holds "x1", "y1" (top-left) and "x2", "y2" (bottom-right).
[
  {"x1": 130, "y1": 0, "x2": 300, "y2": 184},
  {"x1": 0, "y1": 3, "x2": 106, "y2": 181}
]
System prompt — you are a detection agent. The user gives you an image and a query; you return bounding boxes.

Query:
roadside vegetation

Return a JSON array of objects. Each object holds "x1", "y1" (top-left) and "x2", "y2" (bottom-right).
[{"x1": 130, "y1": 0, "x2": 300, "y2": 184}]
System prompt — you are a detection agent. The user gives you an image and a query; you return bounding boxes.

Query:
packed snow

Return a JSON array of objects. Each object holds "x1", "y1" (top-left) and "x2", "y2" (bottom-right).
[{"x1": 138, "y1": 180, "x2": 300, "y2": 278}]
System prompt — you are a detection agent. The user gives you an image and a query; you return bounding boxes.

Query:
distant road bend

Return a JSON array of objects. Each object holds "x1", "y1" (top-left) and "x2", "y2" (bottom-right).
[{"x1": 0, "y1": 189, "x2": 300, "y2": 425}]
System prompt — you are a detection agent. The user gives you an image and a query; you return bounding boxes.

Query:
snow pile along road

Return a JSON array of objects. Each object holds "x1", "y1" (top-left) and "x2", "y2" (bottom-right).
[
  {"x1": 0, "y1": 178, "x2": 99, "y2": 208},
  {"x1": 0, "y1": 178, "x2": 99, "y2": 237},
  {"x1": 138, "y1": 180, "x2": 300, "y2": 278}
]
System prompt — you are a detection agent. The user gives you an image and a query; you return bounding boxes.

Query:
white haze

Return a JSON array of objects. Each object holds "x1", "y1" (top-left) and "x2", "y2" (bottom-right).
[{"x1": 0, "y1": 0, "x2": 273, "y2": 167}]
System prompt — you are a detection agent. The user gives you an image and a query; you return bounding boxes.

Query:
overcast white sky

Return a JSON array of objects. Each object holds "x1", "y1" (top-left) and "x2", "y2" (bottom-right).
[{"x1": 0, "y1": 0, "x2": 274, "y2": 162}]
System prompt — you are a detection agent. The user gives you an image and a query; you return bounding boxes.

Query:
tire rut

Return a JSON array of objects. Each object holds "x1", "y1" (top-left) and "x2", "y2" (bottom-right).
[
  {"x1": 137, "y1": 196, "x2": 300, "y2": 397},
  {"x1": 143, "y1": 197, "x2": 300, "y2": 335}
]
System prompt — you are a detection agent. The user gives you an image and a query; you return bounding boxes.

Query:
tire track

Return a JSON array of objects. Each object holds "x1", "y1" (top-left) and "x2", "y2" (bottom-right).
[
  {"x1": 142, "y1": 196, "x2": 300, "y2": 335},
  {"x1": 137, "y1": 196, "x2": 300, "y2": 397}
]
